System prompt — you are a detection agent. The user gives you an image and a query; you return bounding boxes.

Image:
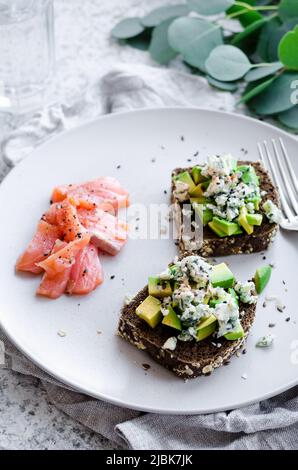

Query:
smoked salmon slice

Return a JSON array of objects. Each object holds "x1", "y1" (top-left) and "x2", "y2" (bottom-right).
[
  {"x1": 16, "y1": 221, "x2": 61, "y2": 274},
  {"x1": 51, "y1": 177, "x2": 129, "y2": 211},
  {"x1": 36, "y1": 240, "x2": 71, "y2": 299},
  {"x1": 36, "y1": 233, "x2": 90, "y2": 277},
  {"x1": 77, "y1": 207, "x2": 128, "y2": 256},
  {"x1": 67, "y1": 243, "x2": 103, "y2": 295}
]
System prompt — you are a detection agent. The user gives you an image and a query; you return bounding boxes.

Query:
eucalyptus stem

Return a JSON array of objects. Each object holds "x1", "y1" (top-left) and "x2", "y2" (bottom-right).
[{"x1": 228, "y1": 2, "x2": 279, "y2": 19}]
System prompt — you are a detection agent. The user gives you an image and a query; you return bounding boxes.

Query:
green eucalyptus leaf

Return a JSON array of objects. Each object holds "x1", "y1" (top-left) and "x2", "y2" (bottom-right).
[
  {"x1": 142, "y1": 4, "x2": 189, "y2": 27},
  {"x1": 249, "y1": 72, "x2": 298, "y2": 114},
  {"x1": 278, "y1": 26, "x2": 298, "y2": 70},
  {"x1": 112, "y1": 17, "x2": 144, "y2": 39},
  {"x1": 277, "y1": 106, "x2": 298, "y2": 130},
  {"x1": 227, "y1": 1, "x2": 263, "y2": 27},
  {"x1": 267, "y1": 18, "x2": 298, "y2": 62},
  {"x1": 278, "y1": 0, "x2": 298, "y2": 21},
  {"x1": 256, "y1": 16, "x2": 282, "y2": 61},
  {"x1": 244, "y1": 62, "x2": 283, "y2": 82},
  {"x1": 205, "y1": 45, "x2": 251, "y2": 81},
  {"x1": 187, "y1": 0, "x2": 234, "y2": 16},
  {"x1": 207, "y1": 76, "x2": 238, "y2": 91},
  {"x1": 168, "y1": 17, "x2": 223, "y2": 71},
  {"x1": 239, "y1": 76, "x2": 276, "y2": 104},
  {"x1": 231, "y1": 17, "x2": 268, "y2": 47},
  {"x1": 149, "y1": 19, "x2": 177, "y2": 64},
  {"x1": 125, "y1": 29, "x2": 152, "y2": 50}
]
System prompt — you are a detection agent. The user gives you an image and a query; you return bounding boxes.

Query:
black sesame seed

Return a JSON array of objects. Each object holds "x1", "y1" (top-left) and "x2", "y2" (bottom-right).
[
  {"x1": 262, "y1": 256, "x2": 266, "y2": 260},
  {"x1": 268, "y1": 323, "x2": 276, "y2": 328},
  {"x1": 193, "y1": 151, "x2": 199, "y2": 157},
  {"x1": 180, "y1": 136, "x2": 184, "y2": 141},
  {"x1": 285, "y1": 317, "x2": 290, "y2": 322},
  {"x1": 110, "y1": 275, "x2": 115, "y2": 280},
  {"x1": 116, "y1": 164, "x2": 121, "y2": 169},
  {"x1": 164, "y1": 190, "x2": 167, "y2": 194}
]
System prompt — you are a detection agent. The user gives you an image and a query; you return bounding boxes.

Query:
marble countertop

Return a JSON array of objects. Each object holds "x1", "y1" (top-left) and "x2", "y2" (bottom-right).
[{"x1": 0, "y1": 0, "x2": 172, "y2": 450}]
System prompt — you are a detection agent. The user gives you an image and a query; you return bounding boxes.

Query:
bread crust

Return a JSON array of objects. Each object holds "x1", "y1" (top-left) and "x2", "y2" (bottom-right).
[
  {"x1": 171, "y1": 161, "x2": 280, "y2": 257},
  {"x1": 118, "y1": 286, "x2": 256, "y2": 379}
]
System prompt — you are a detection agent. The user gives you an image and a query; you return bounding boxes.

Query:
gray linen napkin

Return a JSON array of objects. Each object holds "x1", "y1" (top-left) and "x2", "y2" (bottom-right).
[{"x1": 1, "y1": 64, "x2": 297, "y2": 450}]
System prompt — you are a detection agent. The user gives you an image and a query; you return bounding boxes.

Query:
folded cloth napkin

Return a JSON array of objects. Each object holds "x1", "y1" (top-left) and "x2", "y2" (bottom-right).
[{"x1": 1, "y1": 64, "x2": 298, "y2": 450}]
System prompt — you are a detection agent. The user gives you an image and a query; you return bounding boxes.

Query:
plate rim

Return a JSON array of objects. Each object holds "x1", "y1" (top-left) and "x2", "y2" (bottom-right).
[{"x1": 1, "y1": 106, "x2": 297, "y2": 415}]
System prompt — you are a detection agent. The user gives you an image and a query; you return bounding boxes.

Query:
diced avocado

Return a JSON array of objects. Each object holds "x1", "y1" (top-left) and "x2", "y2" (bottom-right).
[
  {"x1": 191, "y1": 166, "x2": 205, "y2": 184},
  {"x1": 189, "y1": 182, "x2": 205, "y2": 198},
  {"x1": 224, "y1": 322, "x2": 244, "y2": 340},
  {"x1": 212, "y1": 217, "x2": 241, "y2": 236},
  {"x1": 196, "y1": 315, "x2": 217, "y2": 341},
  {"x1": 246, "y1": 213, "x2": 263, "y2": 226},
  {"x1": 136, "y1": 296, "x2": 162, "y2": 328},
  {"x1": 148, "y1": 276, "x2": 172, "y2": 298},
  {"x1": 192, "y1": 203, "x2": 213, "y2": 226},
  {"x1": 209, "y1": 298, "x2": 221, "y2": 308},
  {"x1": 254, "y1": 265, "x2": 272, "y2": 294},
  {"x1": 228, "y1": 287, "x2": 239, "y2": 306},
  {"x1": 211, "y1": 263, "x2": 235, "y2": 289},
  {"x1": 237, "y1": 165, "x2": 259, "y2": 186},
  {"x1": 238, "y1": 207, "x2": 254, "y2": 235},
  {"x1": 162, "y1": 306, "x2": 182, "y2": 331},
  {"x1": 208, "y1": 220, "x2": 227, "y2": 237},
  {"x1": 247, "y1": 196, "x2": 261, "y2": 210},
  {"x1": 175, "y1": 171, "x2": 196, "y2": 193}
]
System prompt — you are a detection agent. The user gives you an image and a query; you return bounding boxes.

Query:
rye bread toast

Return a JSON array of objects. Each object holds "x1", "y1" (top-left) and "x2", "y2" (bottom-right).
[
  {"x1": 118, "y1": 286, "x2": 256, "y2": 379},
  {"x1": 171, "y1": 161, "x2": 280, "y2": 257}
]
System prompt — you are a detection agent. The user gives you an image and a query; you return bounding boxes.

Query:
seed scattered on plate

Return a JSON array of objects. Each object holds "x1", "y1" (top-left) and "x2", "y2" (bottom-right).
[
  {"x1": 241, "y1": 373, "x2": 247, "y2": 380},
  {"x1": 285, "y1": 317, "x2": 290, "y2": 322},
  {"x1": 268, "y1": 323, "x2": 276, "y2": 328},
  {"x1": 97, "y1": 330, "x2": 102, "y2": 335},
  {"x1": 57, "y1": 330, "x2": 66, "y2": 337},
  {"x1": 142, "y1": 363, "x2": 150, "y2": 371},
  {"x1": 151, "y1": 158, "x2": 156, "y2": 163},
  {"x1": 110, "y1": 275, "x2": 115, "y2": 280},
  {"x1": 180, "y1": 135, "x2": 185, "y2": 141}
]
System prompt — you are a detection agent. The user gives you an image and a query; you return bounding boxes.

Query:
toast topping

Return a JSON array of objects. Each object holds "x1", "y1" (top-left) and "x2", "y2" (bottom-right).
[
  {"x1": 135, "y1": 255, "x2": 258, "y2": 345},
  {"x1": 172, "y1": 155, "x2": 281, "y2": 240}
]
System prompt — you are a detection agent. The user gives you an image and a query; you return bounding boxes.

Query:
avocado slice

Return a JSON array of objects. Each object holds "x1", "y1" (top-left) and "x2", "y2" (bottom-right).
[
  {"x1": 224, "y1": 321, "x2": 244, "y2": 340},
  {"x1": 162, "y1": 306, "x2": 181, "y2": 331},
  {"x1": 237, "y1": 165, "x2": 259, "y2": 186},
  {"x1": 136, "y1": 295, "x2": 162, "y2": 328},
  {"x1": 192, "y1": 203, "x2": 213, "y2": 226},
  {"x1": 148, "y1": 276, "x2": 172, "y2": 298},
  {"x1": 228, "y1": 287, "x2": 239, "y2": 306},
  {"x1": 175, "y1": 171, "x2": 196, "y2": 194},
  {"x1": 211, "y1": 263, "x2": 235, "y2": 289},
  {"x1": 238, "y1": 207, "x2": 254, "y2": 235},
  {"x1": 196, "y1": 315, "x2": 217, "y2": 341},
  {"x1": 208, "y1": 220, "x2": 226, "y2": 237},
  {"x1": 247, "y1": 196, "x2": 261, "y2": 210},
  {"x1": 254, "y1": 265, "x2": 272, "y2": 294},
  {"x1": 212, "y1": 217, "x2": 241, "y2": 236},
  {"x1": 191, "y1": 166, "x2": 205, "y2": 184},
  {"x1": 246, "y1": 213, "x2": 263, "y2": 226}
]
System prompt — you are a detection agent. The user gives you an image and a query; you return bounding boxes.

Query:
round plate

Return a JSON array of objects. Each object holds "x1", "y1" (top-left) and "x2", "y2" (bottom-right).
[{"x1": 0, "y1": 108, "x2": 297, "y2": 414}]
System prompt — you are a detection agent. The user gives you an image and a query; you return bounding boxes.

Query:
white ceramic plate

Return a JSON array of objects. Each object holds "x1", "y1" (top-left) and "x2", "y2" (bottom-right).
[{"x1": 0, "y1": 108, "x2": 298, "y2": 414}]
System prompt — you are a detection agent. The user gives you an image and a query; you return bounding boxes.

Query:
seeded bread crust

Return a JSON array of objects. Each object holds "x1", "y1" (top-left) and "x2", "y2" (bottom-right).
[
  {"x1": 171, "y1": 161, "x2": 280, "y2": 257},
  {"x1": 118, "y1": 286, "x2": 256, "y2": 379}
]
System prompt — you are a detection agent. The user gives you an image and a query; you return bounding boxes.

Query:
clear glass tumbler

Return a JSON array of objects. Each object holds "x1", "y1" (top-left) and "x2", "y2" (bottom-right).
[{"x1": 0, "y1": 0, "x2": 55, "y2": 114}]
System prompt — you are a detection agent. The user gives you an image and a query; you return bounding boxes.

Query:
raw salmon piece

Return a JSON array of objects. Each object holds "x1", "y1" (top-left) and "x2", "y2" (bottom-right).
[
  {"x1": 67, "y1": 243, "x2": 103, "y2": 295},
  {"x1": 16, "y1": 221, "x2": 61, "y2": 274},
  {"x1": 37, "y1": 233, "x2": 90, "y2": 277},
  {"x1": 55, "y1": 199, "x2": 87, "y2": 242},
  {"x1": 36, "y1": 240, "x2": 71, "y2": 299},
  {"x1": 51, "y1": 177, "x2": 129, "y2": 211},
  {"x1": 78, "y1": 207, "x2": 128, "y2": 255}
]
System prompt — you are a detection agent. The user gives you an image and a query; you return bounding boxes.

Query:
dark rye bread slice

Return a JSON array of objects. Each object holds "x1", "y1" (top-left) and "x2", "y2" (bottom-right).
[
  {"x1": 118, "y1": 286, "x2": 256, "y2": 379},
  {"x1": 171, "y1": 161, "x2": 280, "y2": 257}
]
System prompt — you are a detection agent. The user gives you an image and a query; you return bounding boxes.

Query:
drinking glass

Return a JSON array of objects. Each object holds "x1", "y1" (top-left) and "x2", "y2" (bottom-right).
[{"x1": 0, "y1": 0, "x2": 55, "y2": 114}]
